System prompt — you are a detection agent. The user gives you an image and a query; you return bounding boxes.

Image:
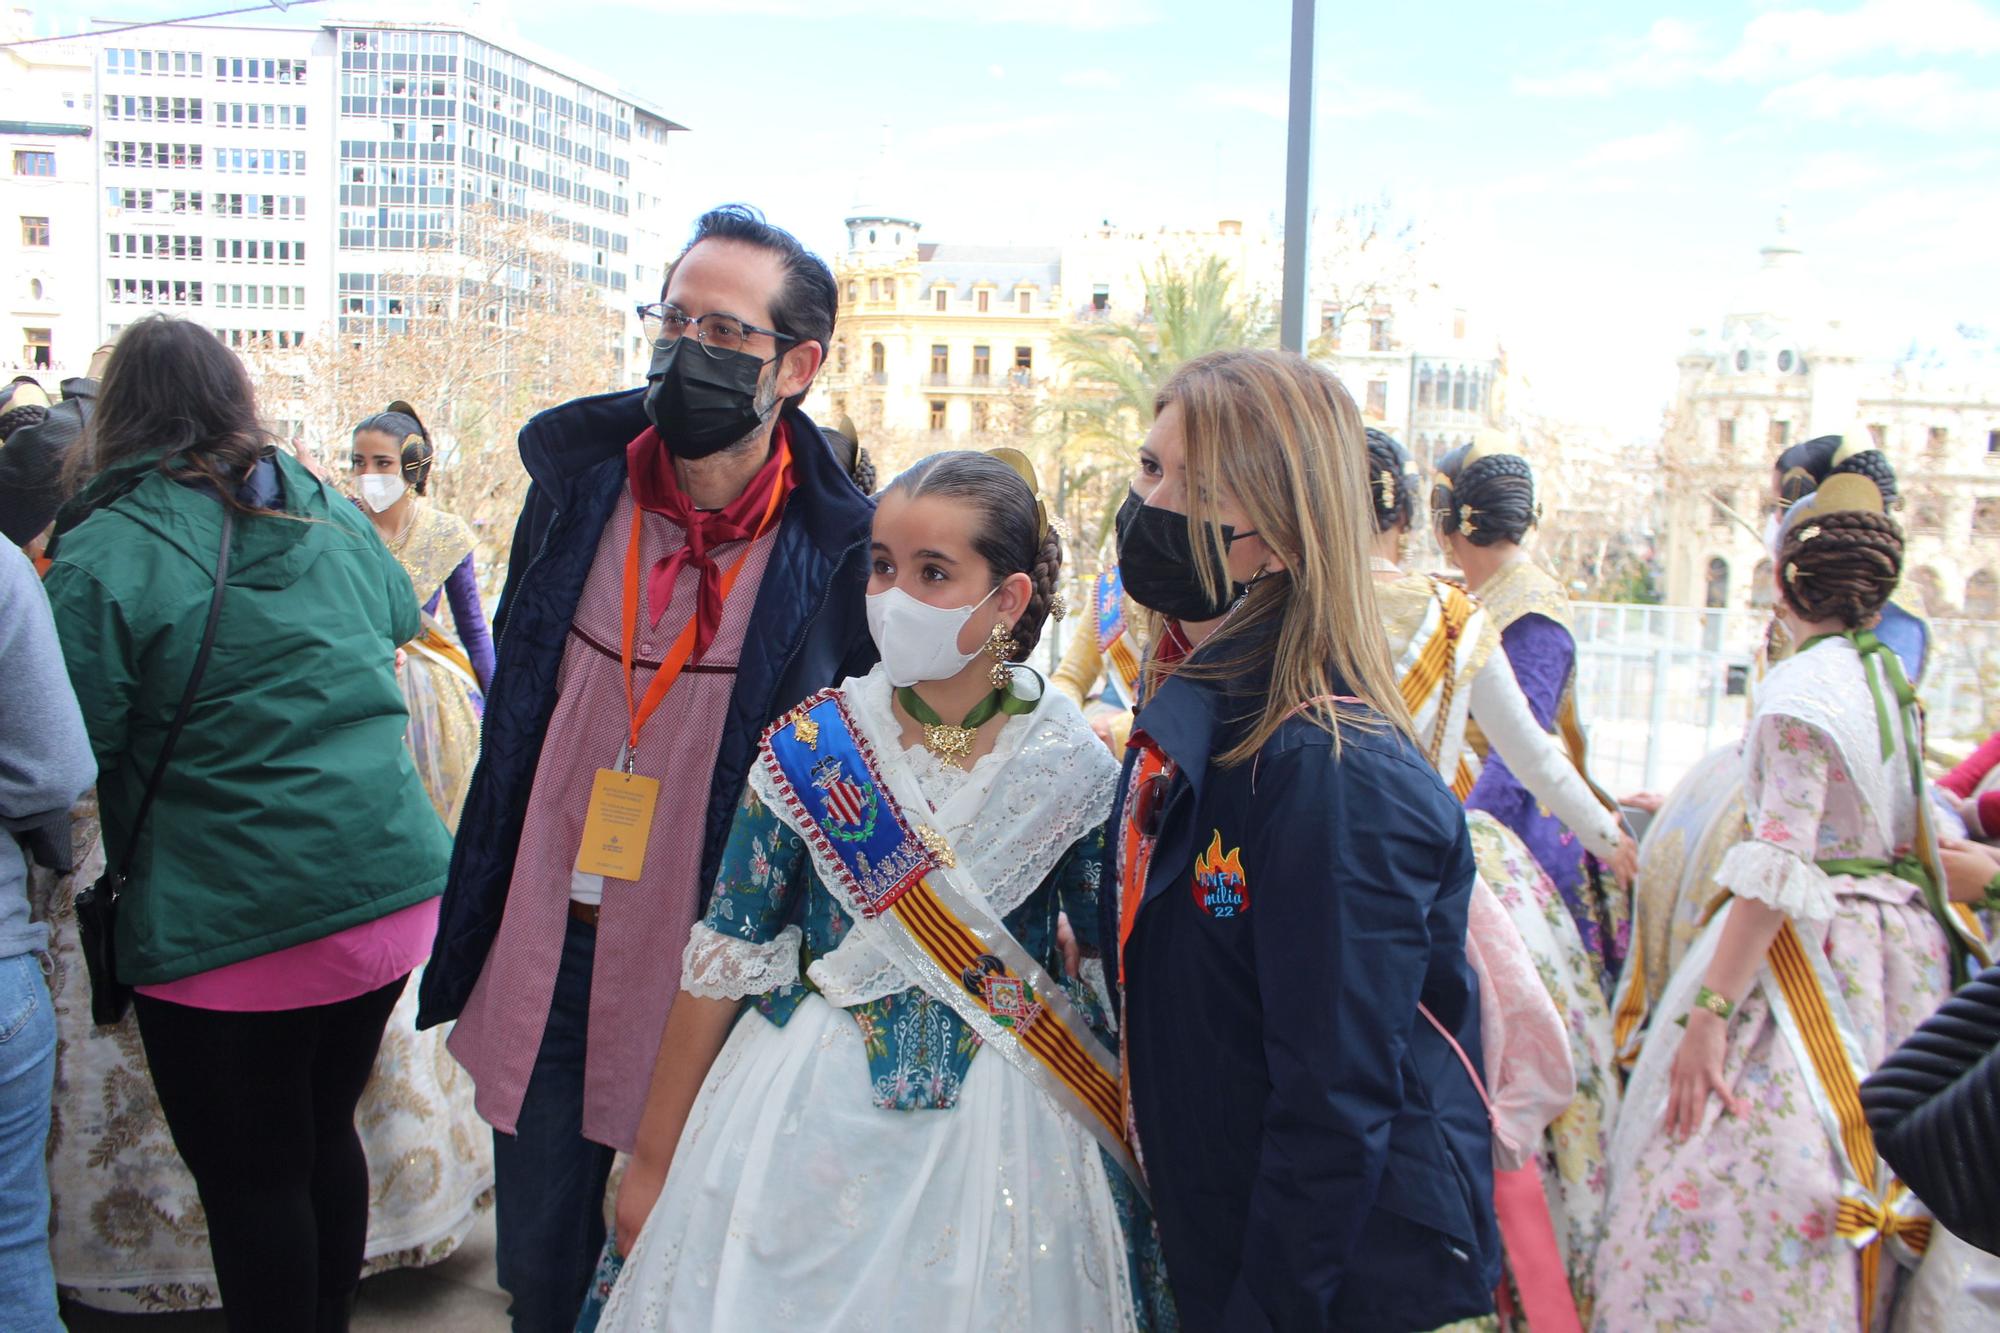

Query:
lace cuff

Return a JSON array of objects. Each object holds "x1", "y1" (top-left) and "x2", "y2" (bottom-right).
[
  {"x1": 1713, "y1": 840, "x2": 1836, "y2": 922},
  {"x1": 680, "y1": 922, "x2": 802, "y2": 1000}
]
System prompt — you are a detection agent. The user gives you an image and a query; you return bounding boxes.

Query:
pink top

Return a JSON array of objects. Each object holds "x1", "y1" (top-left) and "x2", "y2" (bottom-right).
[
  {"x1": 447, "y1": 485, "x2": 775, "y2": 1149},
  {"x1": 1942, "y1": 729, "x2": 2000, "y2": 838},
  {"x1": 133, "y1": 898, "x2": 439, "y2": 1012}
]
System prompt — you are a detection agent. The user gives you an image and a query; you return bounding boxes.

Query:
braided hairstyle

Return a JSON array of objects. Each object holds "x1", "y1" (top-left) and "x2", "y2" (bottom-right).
[
  {"x1": 1777, "y1": 510, "x2": 1904, "y2": 628},
  {"x1": 884, "y1": 450, "x2": 1064, "y2": 656},
  {"x1": 0, "y1": 403, "x2": 49, "y2": 442},
  {"x1": 1775, "y1": 435, "x2": 1900, "y2": 509},
  {"x1": 1363, "y1": 427, "x2": 1415, "y2": 534},
  {"x1": 351, "y1": 403, "x2": 434, "y2": 494},
  {"x1": 1432, "y1": 442, "x2": 1538, "y2": 546}
]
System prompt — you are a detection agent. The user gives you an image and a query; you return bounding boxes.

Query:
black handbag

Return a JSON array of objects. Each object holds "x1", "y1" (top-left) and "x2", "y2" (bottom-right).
[
  {"x1": 75, "y1": 506, "x2": 233, "y2": 1027},
  {"x1": 1858, "y1": 960, "x2": 2000, "y2": 1258}
]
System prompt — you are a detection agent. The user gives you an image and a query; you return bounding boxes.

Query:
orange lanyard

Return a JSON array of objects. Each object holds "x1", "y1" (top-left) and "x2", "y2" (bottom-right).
[
  {"x1": 1117, "y1": 744, "x2": 1169, "y2": 982},
  {"x1": 618, "y1": 441, "x2": 790, "y2": 767}
]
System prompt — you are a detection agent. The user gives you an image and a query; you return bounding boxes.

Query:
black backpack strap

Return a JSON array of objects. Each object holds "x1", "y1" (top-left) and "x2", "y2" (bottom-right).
[{"x1": 115, "y1": 505, "x2": 233, "y2": 881}]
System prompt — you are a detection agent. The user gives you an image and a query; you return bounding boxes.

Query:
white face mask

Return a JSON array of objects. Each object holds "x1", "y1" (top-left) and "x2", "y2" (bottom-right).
[
  {"x1": 865, "y1": 585, "x2": 998, "y2": 688},
  {"x1": 357, "y1": 473, "x2": 408, "y2": 514}
]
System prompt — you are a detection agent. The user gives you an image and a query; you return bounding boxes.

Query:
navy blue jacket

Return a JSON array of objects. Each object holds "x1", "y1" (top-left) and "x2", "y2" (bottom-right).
[
  {"x1": 416, "y1": 392, "x2": 874, "y2": 1028},
  {"x1": 1113, "y1": 664, "x2": 1501, "y2": 1332}
]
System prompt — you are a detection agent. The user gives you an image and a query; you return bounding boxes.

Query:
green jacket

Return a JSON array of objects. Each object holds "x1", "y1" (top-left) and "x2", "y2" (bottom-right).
[{"x1": 43, "y1": 449, "x2": 451, "y2": 985}]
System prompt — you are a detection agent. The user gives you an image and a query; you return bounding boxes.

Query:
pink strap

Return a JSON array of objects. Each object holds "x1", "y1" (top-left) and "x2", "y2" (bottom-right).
[{"x1": 1419, "y1": 1005, "x2": 1583, "y2": 1333}]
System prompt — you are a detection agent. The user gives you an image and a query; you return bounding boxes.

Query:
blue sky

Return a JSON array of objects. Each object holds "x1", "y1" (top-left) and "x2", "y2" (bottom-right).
[{"x1": 27, "y1": 0, "x2": 2000, "y2": 433}]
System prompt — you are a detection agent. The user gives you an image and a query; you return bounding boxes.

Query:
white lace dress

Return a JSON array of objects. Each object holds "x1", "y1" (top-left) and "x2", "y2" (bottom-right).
[{"x1": 597, "y1": 669, "x2": 1141, "y2": 1333}]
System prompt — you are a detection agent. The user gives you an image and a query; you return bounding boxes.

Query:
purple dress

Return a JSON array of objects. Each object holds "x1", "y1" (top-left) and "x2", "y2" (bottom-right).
[
  {"x1": 424, "y1": 551, "x2": 494, "y2": 693},
  {"x1": 1467, "y1": 609, "x2": 1625, "y2": 999}
]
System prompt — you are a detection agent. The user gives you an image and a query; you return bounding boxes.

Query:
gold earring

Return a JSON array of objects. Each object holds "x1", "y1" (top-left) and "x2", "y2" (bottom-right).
[
  {"x1": 1048, "y1": 591, "x2": 1069, "y2": 621},
  {"x1": 985, "y1": 620, "x2": 1020, "y2": 690}
]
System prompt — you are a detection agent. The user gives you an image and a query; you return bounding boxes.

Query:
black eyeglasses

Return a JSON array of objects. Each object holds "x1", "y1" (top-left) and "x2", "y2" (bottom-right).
[{"x1": 636, "y1": 303, "x2": 796, "y2": 357}]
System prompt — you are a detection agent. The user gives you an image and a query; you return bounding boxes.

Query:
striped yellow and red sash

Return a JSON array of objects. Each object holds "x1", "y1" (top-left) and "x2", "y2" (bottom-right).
[
  {"x1": 758, "y1": 690, "x2": 1143, "y2": 1190},
  {"x1": 1761, "y1": 914, "x2": 1931, "y2": 1326}
]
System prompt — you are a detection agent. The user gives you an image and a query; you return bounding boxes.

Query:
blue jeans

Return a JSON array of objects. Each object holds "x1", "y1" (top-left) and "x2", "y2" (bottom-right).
[
  {"x1": 0, "y1": 952, "x2": 61, "y2": 1330},
  {"x1": 493, "y1": 914, "x2": 615, "y2": 1333}
]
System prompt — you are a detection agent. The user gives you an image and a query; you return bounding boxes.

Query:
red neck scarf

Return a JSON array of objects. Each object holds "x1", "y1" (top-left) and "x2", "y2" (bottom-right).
[{"x1": 625, "y1": 419, "x2": 794, "y2": 659}]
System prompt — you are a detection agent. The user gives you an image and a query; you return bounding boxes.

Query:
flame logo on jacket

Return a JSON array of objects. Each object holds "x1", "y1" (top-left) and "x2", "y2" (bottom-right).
[{"x1": 1192, "y1": 830, "x2": 1249, "y2": 919}]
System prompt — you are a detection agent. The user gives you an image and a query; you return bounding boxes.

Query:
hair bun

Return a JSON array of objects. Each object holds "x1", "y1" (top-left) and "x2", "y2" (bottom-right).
[{"x1": 1778, "y1": 510, "x2": 1903, "y2": 628}]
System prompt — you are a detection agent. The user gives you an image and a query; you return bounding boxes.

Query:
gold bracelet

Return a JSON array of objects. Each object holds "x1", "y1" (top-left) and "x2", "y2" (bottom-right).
[{"x1": 1693, "y1": 985, "x2": 1735, "y2": 1021}]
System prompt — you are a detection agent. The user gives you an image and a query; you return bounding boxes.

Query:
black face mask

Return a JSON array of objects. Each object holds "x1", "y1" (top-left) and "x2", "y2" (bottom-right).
[
  {"x1": 643, "y1": 338, "x2": 777, "y2": 460},
  {"x1": 1113, "y1": 489, "x2": 1259, "y2": 622}
]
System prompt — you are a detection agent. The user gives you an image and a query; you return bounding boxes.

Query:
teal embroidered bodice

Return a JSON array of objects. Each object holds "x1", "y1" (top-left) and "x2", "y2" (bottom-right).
[{"x1": 701, "y1": 782, "x2": 1113, "y2": 1111}]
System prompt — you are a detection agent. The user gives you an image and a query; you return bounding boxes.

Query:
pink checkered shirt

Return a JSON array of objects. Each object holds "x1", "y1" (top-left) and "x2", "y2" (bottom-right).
[{"x1": 447, "y1": 481, "x2": 776, "y2": 1148}]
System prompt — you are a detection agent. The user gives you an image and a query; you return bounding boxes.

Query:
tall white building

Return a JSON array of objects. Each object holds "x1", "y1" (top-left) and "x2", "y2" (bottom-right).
[
  {"x1": 1660, "y1": 214, "x2": 2000, "y2": 617},
  {"x1": 2, "y1": 10, "x2": 98, "y2": 380},
  {"x1": 73, "y1": 15, "x2": 679, "y2": 378},
  {"x1": 1317, "y1": 292, "x2": 1506, "y2": 473}
]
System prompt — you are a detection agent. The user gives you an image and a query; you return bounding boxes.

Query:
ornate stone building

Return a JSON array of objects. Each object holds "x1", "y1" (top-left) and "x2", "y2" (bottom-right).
[{"x1": 1660, "y1": 215, "x2": 2000, "y2": 618}]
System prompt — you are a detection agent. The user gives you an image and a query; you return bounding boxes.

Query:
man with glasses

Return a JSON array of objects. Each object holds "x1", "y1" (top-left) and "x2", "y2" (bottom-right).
[{"x1": 417, "y1": 205, "x2": 875, "y2": 1330}]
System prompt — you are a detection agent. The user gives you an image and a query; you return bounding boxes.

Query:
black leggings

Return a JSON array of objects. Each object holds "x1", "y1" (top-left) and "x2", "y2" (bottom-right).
[{"x1": 134, "y1": 975, "x2": 407, "y2": 1333}]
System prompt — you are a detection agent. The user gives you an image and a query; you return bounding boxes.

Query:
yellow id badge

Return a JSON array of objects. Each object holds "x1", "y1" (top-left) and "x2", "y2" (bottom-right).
[{"x1": 574, "y1": 768, "x2": 660, "y2": 881}]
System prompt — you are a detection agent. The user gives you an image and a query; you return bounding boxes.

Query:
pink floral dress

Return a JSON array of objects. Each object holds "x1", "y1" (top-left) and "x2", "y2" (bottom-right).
[{"x1": 1592, "y1": 686, "x2": 1951, "y2": 1331}]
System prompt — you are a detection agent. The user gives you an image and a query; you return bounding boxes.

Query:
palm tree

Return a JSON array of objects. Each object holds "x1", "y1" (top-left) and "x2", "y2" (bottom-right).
[{"x1": 1034, "y1": 254, "x2": 1273, "y2": 559}]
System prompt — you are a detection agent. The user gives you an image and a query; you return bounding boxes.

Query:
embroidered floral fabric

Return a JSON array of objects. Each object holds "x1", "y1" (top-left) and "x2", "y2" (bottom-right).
[{"x1": 684, "y1": 781, "x2": 1111, "y2": 1112}]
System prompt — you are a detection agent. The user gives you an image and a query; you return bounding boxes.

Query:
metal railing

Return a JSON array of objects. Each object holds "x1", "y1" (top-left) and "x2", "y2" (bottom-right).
[{"x1": 1568, "y1": 601, "x2": 2000, "y2": 795}]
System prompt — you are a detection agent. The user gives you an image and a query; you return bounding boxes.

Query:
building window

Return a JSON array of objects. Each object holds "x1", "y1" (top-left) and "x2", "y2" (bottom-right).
[
  {"x1": 1092, "y1": 284, "x2": 1110, "y2": 313},
  {"x1": 1750, "y1": 559, "x2": 1774, "y2": 609},
  {"x1": 1987, "y1": 429, "x2": 1999, "y2": 455},
  {"x1": 1928, "y1": 426, "x2": 1949, "y2": 455},
  {"x1": 1869, "y1": 423, "x2": 1887, "y2": 450},
  {"x1": 834, "y1": 343, "x2": 848, "y2": 373},
  {"x1": 934, "y1": 288, "x2": 948, "y2": 312},
  {"x1": 1417, "y1": 367, "x2": 1432, "y2": 408},
  {"x1": 1365, "y1": 380, "x2": 1388, "y2": 419},
  {"x1": 13, "y1": 151, "x2": 55, "y2": 177},
  {"x1": 972, "y1": 401, "x2": 989, "y2": 433},
  {"x1": 1975, "y1": 499, "x2": 2000, "y2": 536},
  {"x1": 20, "y1": 216, "x2": 48, "y2": 246},
  {"x1": 976, "y1": 288, "x2": 990, "y2": 313},
  {"x1": 930, "y1": 344, "x2": 949, "y2": 380},
  {"x1": 1018, "y1": 289, "x2": 1031, "y2": 313},
  {"x1": 1770, "y1": 419, "x2": 1791, "y2": 448},
  {"x1": 1911, "y1": 502, "x2": 1944, "y2": 533},
  {"x1": 929, "y1": 400, "x2": 947, "y2": 433},
  {"x1": 1967, "y1": 569, "x2": 1999, "y2": 620},
  {"x1": 870, "y1": 341, "x2": 885, "y2": 377},
  {"x1": 1369, "y1": 319, "x2": 1390, "y2": 352},
  {"x1": 1705, "y1": 557, "x2": 1730, "y2": 609},
  {"x1": 1717, "y1": 418, "x2": 1735, "y2": 450},
  {"x1": 883, "y1": 279, "x2": 894, "y2": 300},
  {"x1": 1452, "y1": 370, "x2": 1467, "y2": 411},
  {"x1": 868, "y1": 278, "x2": 879, "y2": 300},
  {"x1": 1013, "y1": 345, "x2": 1033, "y2": 381},
  {"x1": 846, "y1": 281, "x2": 856, "y2": 304},
  {"x1": 22, "y1": 328, "x2": 51, "y2": 369},
  {"x1": 972, "y1": 345, "x2": 991, "y2": 380},
  {"x1": 1709, "y1": 491, "x2": 1733, "y2": 530}
]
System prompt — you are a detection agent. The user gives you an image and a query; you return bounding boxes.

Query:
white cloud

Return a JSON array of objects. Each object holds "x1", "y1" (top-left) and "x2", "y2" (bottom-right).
[
  {"x1": 1761, "y1": 70, "x2": 2000, "y2": 133},
  {"x1": 586, "y1": 0, "x2": 1157, "y2": 28},
  {"x1": 1513, "y1": 18, "x2": 1708, "y2": 98},
  {"x1": 1060, "y1": 68, "x2": 1124, "y2": 91},
  {"x1": 987, "y1": 64, "x2": 1006, "y2": 80},
  {"x1": 1576, "y1": 124, "x2": 1695, "y2": 168},
  {"x1": 1718, "y1": 0, "x2": 2000, "y2": 80},
  {"x1": 1786, "y1": 150, "x2": 1889, "y2": 191},
  {"x1": 912, "y1": 114, "x2": 1074, "y2": 151},
  {"x1": 1196, "y1": 79, "x2": 1431, "y2": 123}
]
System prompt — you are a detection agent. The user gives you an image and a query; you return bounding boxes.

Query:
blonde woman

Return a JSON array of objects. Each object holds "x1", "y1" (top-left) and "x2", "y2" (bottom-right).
[{"x1": 1108, "y1": 349, "x2": 1500, "y2": 1330}]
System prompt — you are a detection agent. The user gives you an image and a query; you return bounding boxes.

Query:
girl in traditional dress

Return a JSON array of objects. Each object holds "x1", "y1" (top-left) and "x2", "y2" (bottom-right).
[
  {"x1": 349, "y1": 403, "x2": 492, "y2": 827},
  {"x1": 1594, "y1": 475, "x2": 1985, "y2": 1331},
  {"x1": 1432, "y1": 435, "x2": 1630, "y2": 1000},
  {"x1": 1366, "y1": 428, "x2": 1634, "y2": 1316},
  {"x1": 600, "y1": 449, "x2": 1171, "y2": 1330},
  {"x1": 1612, "y1": 434, "x2": 1934, "y2": 1057}
]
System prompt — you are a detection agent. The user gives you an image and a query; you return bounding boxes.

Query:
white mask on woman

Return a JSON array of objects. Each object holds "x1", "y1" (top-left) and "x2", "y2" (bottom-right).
[
  {"x1": 357, "y1": 474, "x2": 408, "y2": 514},
  {"x1": 865, "y1": 585, "x2": 999, "y2": 688}
]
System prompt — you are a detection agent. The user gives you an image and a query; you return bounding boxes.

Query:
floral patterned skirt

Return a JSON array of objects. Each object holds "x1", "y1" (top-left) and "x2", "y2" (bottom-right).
[
  {"x1": 1593, "y1": 886, "x2": 1950, "y2": 1332},
  {"x1": 1468, "y1": 811, "x2": 1620, "y2": 1318}
]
